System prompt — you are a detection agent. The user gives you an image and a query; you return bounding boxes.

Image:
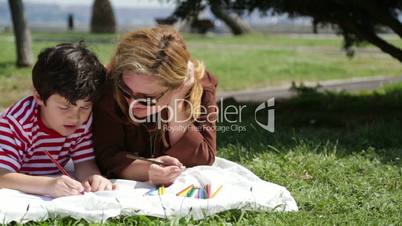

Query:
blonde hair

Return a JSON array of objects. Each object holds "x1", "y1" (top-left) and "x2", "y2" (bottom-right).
[{"x1": 109, "y1": 26, "x2": 205, "y2": 144}]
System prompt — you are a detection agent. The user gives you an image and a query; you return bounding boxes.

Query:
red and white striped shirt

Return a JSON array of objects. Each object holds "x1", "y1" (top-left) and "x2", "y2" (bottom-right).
[{"x1": 0, "y1": 96, "x2": 95, "y2": 175}]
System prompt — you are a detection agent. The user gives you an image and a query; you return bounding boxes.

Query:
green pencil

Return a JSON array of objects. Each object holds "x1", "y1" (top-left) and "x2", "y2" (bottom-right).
[{"x1": 186, "y1": 187, "x2": 196, "y2": 197}]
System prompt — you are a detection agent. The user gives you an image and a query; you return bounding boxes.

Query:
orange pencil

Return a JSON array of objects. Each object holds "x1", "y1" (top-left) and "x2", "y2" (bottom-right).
[
  {"x1": 176, "y1": 185, "x2": 193, "y2": 196},
  {"x1": 210, "y1": 185, "x2": 223, "y2": 198}
]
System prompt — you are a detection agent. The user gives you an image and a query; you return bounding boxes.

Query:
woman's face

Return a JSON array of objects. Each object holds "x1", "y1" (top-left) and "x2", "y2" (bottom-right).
[{"x1": 120, "y1": 70, "x2": 171, "y2": 119}]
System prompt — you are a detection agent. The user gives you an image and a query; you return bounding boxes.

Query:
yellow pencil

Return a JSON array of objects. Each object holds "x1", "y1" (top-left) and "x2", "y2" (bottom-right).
[
  {"x1": 159, "y1": 186, "x2": 165, "y2": 195},
  {"x1": 210, "y1": 185, "x2": 223, "y2": 198}
]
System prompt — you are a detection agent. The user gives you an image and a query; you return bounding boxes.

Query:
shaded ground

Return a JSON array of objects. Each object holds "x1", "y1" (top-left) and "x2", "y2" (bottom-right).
[{"x1": 218, "y1": 84, "x2": 402, "y2": 164}]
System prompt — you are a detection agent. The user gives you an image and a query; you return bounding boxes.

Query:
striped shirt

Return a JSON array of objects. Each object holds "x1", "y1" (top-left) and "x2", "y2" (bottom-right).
[{"x1": 0, "y1": 96, "x2": 95, "y2": 175}]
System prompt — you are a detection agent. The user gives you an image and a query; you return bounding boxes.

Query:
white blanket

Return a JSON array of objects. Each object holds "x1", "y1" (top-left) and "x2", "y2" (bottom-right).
[{"x1": 0, "y1": 157, "x2": 298, "y2": 223}]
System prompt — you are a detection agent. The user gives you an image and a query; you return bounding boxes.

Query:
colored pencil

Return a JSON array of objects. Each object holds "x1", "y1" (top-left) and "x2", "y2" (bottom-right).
[
  {"x1": 199, "y1": 187, "x2": 205, "y2": 199},
  {"x1": 205, "y1": 184, "x2": 211, "y2": 198},
  {"x1": 144, "y1": 187, "x2": 157, "y2": 196},
  {"x1": 186, "y1": 187, "x2": 196, "y2": 197},
  {"x1": 43, "y1": 151, "x2": 72, "y2": 177},
  {"x1": 210, "y1": 185, "x2": 223, "y2": 198},
  {"x1": 158, "y1": 185, "x2": 165, "y2": 195},
  {"x1": 43, "y1": 150, "x2": 84, "y2": 195},
  {"x1": 126, "y1": 154, "x2": 168, "y2": 166},
  {"x1": 176, "y1": 185, "x2": 193, "y2": 196},
  {"x1": 191, "y1": 188, "x2": 200, "y2": 199}
]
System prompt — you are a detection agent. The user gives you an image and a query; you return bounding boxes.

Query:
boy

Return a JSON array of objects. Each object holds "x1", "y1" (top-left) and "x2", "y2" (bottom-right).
[{"x1": 0, "y1": 42, "x2": 114, "y2": 198}]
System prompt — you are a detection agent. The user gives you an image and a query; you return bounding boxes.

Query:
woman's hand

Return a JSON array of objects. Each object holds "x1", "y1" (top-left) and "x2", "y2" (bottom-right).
[
  {"x1": 148, "y1": 155, "x2": 185, "y2": 186},
  {"x1": 170, "y1": 61, "x2": 195, "y2": 101},
  {"x1": 165, "y1": 62, "x2": 195, "y2": 145}
]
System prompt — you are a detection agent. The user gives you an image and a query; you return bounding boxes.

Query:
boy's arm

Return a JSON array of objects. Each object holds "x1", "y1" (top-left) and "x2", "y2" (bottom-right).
[
  {"x1": 0, "y1": 168, "x2": 83, "y2": 197},
  {"x1": 0, "y1": 168, "x2": 53, "y2": 195},
  {"x1": 0, "y1": 116, "x2": 83, "y2": 197}
]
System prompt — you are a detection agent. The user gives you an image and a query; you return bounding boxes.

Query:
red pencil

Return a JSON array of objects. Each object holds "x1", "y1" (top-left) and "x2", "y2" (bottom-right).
[
  {"x1": 44, "y1": 151, "x2": 84, "y2": 194},
  {"x1": 43, "y1": 151, "x2": 73, "y2": 177},
  {"x1": 205, "y1": 184, "x2": 211, "y2": 198}
]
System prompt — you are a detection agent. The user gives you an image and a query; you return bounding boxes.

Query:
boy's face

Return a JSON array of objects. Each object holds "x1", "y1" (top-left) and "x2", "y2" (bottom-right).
[{"x1": 33, "y1": 91, "x2": 92, "y2": 136}]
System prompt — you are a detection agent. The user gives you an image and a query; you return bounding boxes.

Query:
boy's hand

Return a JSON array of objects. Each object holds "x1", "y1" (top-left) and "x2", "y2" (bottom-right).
[
  {"x1": 82, "y1": 175, "x2": 117, "y2": 192},
  {"x1": 47, "y1": 175, "x2": 84, "y2": 198},
  {"x1": 148, "y1": 156, "x2": 184, "y2": 186}
]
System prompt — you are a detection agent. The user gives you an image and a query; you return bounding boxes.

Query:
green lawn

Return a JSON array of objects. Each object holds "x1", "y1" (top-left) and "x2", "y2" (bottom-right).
[{"x1": 18, "y1": 82, "x2": 402, "y2": 225}]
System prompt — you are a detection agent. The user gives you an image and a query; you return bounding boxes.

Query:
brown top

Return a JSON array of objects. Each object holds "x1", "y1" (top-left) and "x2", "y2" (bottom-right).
[{"x1": 93, "y1": 72, "x2": 218, "y2": 178}]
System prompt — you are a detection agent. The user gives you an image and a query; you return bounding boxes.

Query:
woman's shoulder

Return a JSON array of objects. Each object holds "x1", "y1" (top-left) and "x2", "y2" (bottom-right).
[
  {"x1": 94, "y1": 78, "x2": 125, "y2": 122},
  {"x1": 96, "y1": 78, "x2": 114, "y2": 106},
  {"x1": 201, "y1": 70, "x2": 218, "y2": 92}
]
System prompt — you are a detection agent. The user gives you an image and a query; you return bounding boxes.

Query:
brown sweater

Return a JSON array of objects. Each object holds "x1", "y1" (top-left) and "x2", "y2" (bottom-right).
[{"x1": 93, "y1": 72, "x2": 218, "y2": 178}]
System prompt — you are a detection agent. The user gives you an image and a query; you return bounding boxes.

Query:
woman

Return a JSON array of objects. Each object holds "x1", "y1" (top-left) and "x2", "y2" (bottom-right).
[{"x1": 93, "y1": 26, "x2": 218, "y2": 185}]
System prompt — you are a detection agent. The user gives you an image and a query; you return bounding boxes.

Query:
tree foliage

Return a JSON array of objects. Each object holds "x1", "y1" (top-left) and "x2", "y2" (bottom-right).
[{"x1": 173, "y1": 0, "x2": 402, "y2": 62}]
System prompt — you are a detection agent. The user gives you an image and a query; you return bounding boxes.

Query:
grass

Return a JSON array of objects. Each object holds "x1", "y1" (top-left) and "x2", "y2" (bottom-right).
[
  {"x1": 0, "y1": 32, "x2": 401, "y2": 106},
  {"x1": 1, "y1": 32, "x2": 401, "y2": 225},
  {"x1": 9, "y1": 81, "x2": 402, "y2": 225}
]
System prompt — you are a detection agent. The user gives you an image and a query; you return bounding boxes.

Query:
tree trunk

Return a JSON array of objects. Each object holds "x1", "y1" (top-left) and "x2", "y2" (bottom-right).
[
  {"x1": 209, "y1": 0, "x2": 252, "y2": 35},
  {"x1": 312, "y1": 18, "x2": 318, "y2": 34},
  {"x1": 8, "y1": 0, "x2": 33, "y2": 67},
  {"x1": 90, "y1": 0, "x2": 116, "y2": 33}
]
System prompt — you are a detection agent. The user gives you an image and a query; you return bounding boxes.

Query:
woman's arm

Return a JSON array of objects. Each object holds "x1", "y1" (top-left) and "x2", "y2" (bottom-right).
[
  {"x1": 119, "y1": 155, "x2": 183, "y2": 185},
  {"x1": 166, "y1": 73, "x2": 218, "y2": 167}
]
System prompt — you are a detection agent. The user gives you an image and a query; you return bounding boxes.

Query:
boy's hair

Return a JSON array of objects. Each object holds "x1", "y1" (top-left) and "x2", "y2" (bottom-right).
[{"x1": 32, "y1": 42, "x2": 106, "y2": 104}]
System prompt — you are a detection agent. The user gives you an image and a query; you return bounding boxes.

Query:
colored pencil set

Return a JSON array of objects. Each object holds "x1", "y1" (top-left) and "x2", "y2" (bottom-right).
[
  {"x1": 175, "y1": 184, "x2": 223, "y2": 199},
  {"x1": 145, "y1": 184, "x2": 223, "y2": 199}
]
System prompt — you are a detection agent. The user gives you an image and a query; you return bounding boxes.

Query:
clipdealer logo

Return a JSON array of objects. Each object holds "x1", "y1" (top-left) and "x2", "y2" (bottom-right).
[
  {"x1": 254, "y1": 98, "x2": 275, "y2": 132},
  {"x1": 128, "y1": 97, "x2": 275, "y2": 133}
]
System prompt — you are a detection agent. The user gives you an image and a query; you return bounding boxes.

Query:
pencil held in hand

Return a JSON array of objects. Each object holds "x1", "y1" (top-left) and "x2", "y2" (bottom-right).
[
  {"x1": 126, "y1": 154, "x2": 168, "y2": 166},
  {"x1": 43, "y1": 150, "x2": 84, "y2": 195},
  {"x1": 43, "y1": 151, "x2": 73, "y2": 177}
]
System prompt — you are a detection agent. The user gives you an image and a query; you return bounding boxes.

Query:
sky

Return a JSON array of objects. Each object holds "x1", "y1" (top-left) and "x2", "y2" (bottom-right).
[{"x1": 22, "y1": 0, "x2": 174, "y2": 8}]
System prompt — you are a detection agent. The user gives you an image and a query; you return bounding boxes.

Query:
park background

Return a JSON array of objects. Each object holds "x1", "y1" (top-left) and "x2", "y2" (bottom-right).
[{"x1": 0, "y1": 0, "x2": 401, "y2": 225}]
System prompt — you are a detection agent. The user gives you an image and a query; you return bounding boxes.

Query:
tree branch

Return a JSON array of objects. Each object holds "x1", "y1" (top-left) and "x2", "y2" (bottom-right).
[
  {"x1": 356, "y1": 1, "x2": 402, "y2": 39},
  {"x1": 341, "y1": 20, "x2": 402, "y2": 63}
]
